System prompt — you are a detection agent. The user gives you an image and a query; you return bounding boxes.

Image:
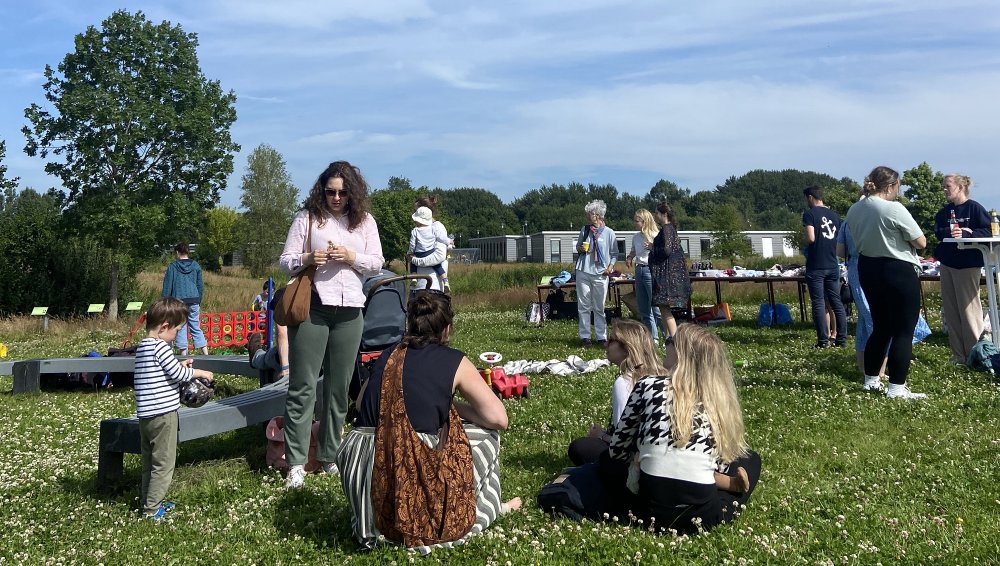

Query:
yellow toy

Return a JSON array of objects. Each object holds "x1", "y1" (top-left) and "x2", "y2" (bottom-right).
[{"x1": 0, "y1": 342, "x2": 7, "y2": 358}]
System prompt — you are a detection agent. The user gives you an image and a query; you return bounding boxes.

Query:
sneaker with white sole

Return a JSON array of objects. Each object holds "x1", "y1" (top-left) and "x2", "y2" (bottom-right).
[
  {"x1": 886, "y1": 384, "x2": 928, "y2": 400},
  {"x1": 320, "y1": 462, "x2": 339, "y2": 476},
  {"x1": 862, "y1": 377, "x2": 884, "y2": 392},
  {"x1": 285, "y1": 464, "x2": 306, "y2": 489}
]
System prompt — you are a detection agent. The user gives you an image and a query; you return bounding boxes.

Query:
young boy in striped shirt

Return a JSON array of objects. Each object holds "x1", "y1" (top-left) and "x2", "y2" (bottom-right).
[{"x1": 135, "y1": 298, "x2": 214, "y2": 521}]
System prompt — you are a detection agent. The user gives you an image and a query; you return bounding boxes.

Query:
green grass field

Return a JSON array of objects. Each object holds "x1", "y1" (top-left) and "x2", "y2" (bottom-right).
[{"x1": 1, "y1": 276, "x2": 998, "y2": 564}]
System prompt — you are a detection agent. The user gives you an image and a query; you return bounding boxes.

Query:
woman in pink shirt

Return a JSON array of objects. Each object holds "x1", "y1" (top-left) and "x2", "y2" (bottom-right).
[{"x1": 278, "y1": 161, "x2": 384, "y2": 489}]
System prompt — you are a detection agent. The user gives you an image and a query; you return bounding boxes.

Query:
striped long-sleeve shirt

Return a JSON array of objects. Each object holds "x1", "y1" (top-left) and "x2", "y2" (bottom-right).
[{"x1": 134, "y1": 338, "x2": 194, "y2": 418}]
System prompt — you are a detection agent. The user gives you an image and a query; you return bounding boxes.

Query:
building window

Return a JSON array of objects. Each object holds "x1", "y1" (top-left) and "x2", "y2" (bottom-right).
[
  {"x1": 680, "y1": 238, "x2": 690, "y2": 256},
  {"x1": 616, "y1": 239, "x2": 626, "y2": 261},
  {"x1": 701, "y1": 238, "x2": 712, "y2": 257},
  {"x1": 550, "y1": 239, "x2": 561, "y2": 263}
]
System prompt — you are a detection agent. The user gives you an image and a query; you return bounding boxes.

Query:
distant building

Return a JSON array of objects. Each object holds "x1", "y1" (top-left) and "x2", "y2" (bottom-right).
[{"x1": 468, "y1": 230, "x2": 796, "y2": 264}]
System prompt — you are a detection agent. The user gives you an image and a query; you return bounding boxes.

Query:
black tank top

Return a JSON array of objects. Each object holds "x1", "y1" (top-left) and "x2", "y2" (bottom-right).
[{"x1": 357, "y1": 343, "x2": 464, "y2": 433}]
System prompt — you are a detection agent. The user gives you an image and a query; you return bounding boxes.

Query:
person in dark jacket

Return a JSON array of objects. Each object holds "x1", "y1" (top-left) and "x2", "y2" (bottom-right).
[
  {"x1": 933, "y1": 174, "x2": 992, "y2": 364},
  {"x1": 162, "y1": 243, "x2": 209, "y2": 355}
]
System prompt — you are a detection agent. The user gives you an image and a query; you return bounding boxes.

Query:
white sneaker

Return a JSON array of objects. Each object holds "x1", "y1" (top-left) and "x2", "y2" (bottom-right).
[
  {"x1": 886, "y1": 384, "x2": 928, "y2": 400},
  {"x1": 320, "y1": 462, "x2": 339, "y2": 476},
  {"x1": 862, "y1": 377, "x2": 884, "y2": 392},
  {"x1": 285, "y1": 465, "x2": 306, "y2": 489}
]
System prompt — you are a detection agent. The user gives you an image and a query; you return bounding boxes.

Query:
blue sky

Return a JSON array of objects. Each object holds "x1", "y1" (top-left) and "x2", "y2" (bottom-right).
[{"x1": 2, "y1": 1, "x2": 999, "y2": 210}]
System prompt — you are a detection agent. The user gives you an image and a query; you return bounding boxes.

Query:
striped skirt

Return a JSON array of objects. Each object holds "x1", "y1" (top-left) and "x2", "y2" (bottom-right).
[{"x1": 336, "y1": 424, "x2": 503, "y2": 554}]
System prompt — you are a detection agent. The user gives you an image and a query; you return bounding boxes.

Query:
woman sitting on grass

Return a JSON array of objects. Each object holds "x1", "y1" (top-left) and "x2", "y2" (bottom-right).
[
  {"x1": 604, "y1": 323, "x2": 760, "y2": 534},
  {"x1": 337, "y1": 289, "x2": 520, "y2": 553},
  {"x1": 568, "y1": 319, "x2": 673, "y2": 465}
]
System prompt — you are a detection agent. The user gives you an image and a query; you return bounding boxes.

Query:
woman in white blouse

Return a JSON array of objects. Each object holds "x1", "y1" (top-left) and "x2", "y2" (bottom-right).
[
  {"x1": 625, "y1": 209, "x2": 663, "y2": 342},
  {"x1": 278, "y1": 161, "x2": 384, "y2": 489}
]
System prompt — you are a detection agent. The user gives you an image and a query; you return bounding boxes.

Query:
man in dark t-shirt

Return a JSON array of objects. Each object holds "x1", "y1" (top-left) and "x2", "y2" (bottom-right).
[{"x1": 802, "y1": 185, "x2": 847, "y2": 348}]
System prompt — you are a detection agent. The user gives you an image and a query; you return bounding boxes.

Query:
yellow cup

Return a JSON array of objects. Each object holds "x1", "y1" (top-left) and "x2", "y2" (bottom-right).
[{"x1": 581, "y1": 241, "x2": 590, "y2": 252}]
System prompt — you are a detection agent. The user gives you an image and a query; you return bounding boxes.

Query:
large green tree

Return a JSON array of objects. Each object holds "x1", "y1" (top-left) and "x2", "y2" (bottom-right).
[
  {"x1": 435, "y1": 187, "x2": 518, "y2": 246},
  {"x1": 370, "y1": 177, "x2": 420, "y2": 264},
  {"x1": 706, "y1": 202, "x2": 753, "y2": 263},
  {"x1": 901, "y1": 162, "x2": 945, "y2": 252},
  {"x1": 22, "y1": 10, "x2": 239, "y2": 319},
  {"x1": 238, "y1": 144, "x2": 299, "y2": 276},
  {"x1": 0, "y1": 141, "x2": 18, "y2": 202},
  {"x1": 198, "y1": 207, "x2": 240, "y2": 272}
]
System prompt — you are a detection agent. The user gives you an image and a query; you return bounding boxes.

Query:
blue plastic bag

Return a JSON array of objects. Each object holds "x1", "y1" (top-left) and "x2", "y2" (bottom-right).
[
  {"x1": 756, "y1": 303, "x2": 793, "y2": 327},
  {"x1": 912, "y1": 314, "x2": 931, "y2": 344}
]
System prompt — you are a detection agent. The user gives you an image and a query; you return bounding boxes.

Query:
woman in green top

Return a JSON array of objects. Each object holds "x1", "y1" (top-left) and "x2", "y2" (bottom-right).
[{"x1": 844, "y1": 166, "x2": 927, "y2": 399}]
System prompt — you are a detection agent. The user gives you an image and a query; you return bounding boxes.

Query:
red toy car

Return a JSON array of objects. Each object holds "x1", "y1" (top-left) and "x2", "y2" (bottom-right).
[{"x1": 479, "y1": 352, "x2": 530, "y2": 399}]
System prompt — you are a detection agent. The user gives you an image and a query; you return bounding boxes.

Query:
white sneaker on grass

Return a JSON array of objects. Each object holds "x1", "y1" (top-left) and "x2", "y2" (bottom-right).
[
  {"x1": 285, "y1": 465, "x2": 306, "y2": 489},
  {"x1": 320, "y1": 462, "x2": 339, "y2": 476},
  {"x1": 862, "y1": 377, "x2": 884, "y2": 392},
  {"x1": 886, "y1": 384, "x2": 927, "y2": 400}
]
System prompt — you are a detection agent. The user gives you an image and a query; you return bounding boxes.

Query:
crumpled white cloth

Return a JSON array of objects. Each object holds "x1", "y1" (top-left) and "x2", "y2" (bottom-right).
[{"x1": 502, "y1": 355, "x2": 611, "y2": 376}]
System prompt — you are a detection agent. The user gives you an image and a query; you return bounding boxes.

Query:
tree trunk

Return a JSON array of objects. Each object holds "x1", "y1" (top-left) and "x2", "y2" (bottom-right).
[{"x1": 108, "y1": 259, "x2": 119, "y2": 322}]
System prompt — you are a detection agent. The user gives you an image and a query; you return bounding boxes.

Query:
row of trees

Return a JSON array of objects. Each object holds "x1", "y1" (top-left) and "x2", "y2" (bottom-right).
[{"x1": 0, "y1": 9, "x2": 952, "y2": 316}]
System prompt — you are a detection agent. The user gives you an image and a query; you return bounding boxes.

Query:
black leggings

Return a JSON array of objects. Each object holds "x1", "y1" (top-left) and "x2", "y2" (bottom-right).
[{"x1": 857, "y1": 255, "x2": 921, "y2": 384}]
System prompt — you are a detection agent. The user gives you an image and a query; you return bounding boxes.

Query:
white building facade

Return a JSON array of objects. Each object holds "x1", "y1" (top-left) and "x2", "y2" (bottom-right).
[{"x1": 468, "y1": 230, "x2": 795, "y2": 263}]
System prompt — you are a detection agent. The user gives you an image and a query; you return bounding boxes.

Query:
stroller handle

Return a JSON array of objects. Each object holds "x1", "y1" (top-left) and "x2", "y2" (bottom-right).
[{"x1": 365, "y1": 274, "x2": 434, "y2": 304}]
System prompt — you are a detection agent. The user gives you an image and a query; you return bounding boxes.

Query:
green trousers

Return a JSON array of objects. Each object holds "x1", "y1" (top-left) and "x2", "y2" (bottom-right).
[
  {"x1": 140, "y1": 411, "x2": 178, "y2": 514},
  {"x1": 284, "y1": 304, "x2": 363, "y2": 466}
]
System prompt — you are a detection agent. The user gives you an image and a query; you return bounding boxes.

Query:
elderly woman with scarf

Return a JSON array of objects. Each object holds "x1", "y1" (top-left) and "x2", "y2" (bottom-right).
[{"x1": 575, "y1": 200, "x2": 617, "y2": 347}]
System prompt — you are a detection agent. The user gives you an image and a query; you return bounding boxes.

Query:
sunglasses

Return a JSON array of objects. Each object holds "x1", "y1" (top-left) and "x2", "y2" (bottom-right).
[{"x1": 325, "y1": 189, "x2": 348, "y2": 198}]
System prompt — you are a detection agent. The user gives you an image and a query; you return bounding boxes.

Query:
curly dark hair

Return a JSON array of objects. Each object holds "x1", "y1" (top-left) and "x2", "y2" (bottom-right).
[
  {"x1": 415, "y1": 195, "x2": 439, "y2": 214},
  {"x1": 401, "y1": 290, "x2": 453, "y2": 348},
  {"x1": 303, "y1": 161, "x2": 371, "y2": 230}
]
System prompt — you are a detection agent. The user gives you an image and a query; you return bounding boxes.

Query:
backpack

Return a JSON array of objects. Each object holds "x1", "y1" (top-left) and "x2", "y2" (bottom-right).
[{"x1": 967, "y1": 334, "x2": 1000, "y2": 373}]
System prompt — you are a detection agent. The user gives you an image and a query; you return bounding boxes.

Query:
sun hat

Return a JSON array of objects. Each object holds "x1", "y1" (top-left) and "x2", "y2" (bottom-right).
[{"x1": 412, "y1": 206, "x2": 433, "y2": 226}]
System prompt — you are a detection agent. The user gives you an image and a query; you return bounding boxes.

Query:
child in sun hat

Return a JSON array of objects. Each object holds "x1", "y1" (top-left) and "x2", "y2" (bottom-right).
[{"x1": 407, "y1": 205, "x2": 451, "y2": 291}]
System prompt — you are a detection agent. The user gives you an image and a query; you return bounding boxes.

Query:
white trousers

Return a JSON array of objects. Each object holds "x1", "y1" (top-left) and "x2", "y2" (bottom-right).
[{"x1": 576, "y1": 270, "x2": 609, "y2": 341}]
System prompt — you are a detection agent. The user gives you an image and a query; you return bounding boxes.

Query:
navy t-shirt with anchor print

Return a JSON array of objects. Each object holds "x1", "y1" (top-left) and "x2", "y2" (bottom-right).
[{"x1": 802, "y1": 206, "x2": 840, "y2": 270}]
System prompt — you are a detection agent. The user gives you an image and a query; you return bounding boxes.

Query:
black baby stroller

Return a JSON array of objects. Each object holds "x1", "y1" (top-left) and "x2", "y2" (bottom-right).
[{"x1": 347, "y1": 270, "x2": 432, "y2": 420}]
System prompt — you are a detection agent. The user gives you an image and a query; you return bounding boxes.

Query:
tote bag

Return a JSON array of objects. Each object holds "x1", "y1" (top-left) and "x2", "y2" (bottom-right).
[{"x1": 273, "y1": 213, "x2": 316, "y2": 326}]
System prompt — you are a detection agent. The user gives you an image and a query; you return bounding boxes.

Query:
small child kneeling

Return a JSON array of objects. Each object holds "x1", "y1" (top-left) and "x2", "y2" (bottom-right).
[{"x1": 135, "y1": 298, "x2": 215, "y2": 521}]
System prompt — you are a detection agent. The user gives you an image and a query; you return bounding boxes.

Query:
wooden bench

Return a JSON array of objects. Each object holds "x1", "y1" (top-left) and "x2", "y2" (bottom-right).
[
  {"x1": 97, "y1": 378, "x2": 292, "y2": 487},
  {"x1": 3, "y1": 355, "x2": 261, "y2": 394}
]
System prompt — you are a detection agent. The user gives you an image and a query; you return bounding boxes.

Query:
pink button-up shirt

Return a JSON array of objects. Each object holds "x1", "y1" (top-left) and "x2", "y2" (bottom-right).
[{"x1": 278, "y1": 210, "x2": 384, "y2": 308}]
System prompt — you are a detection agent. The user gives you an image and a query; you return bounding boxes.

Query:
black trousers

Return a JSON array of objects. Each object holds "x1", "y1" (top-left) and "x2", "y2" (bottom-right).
[{"x1": 857, "y1": 255, "x2": 921, "y2": 384}]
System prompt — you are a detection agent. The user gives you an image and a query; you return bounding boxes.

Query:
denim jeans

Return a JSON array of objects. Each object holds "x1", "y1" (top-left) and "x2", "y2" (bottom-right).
[
  {"x1": 175, "y1": 303, "x2": 207, "y2": 350},
  {"x1": 634, "y1": 264, "x2": 662, "y2": 341},
  {"x1": 804, "y1": 268, "x2": 847, "y2": 344}
]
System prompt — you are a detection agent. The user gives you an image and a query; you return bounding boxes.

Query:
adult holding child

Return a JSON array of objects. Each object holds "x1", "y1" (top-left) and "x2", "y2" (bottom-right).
[
  {"x1": 844, "y1": 166, "x2": 927, "y2": 398},
  {"x1": 575, "y1": 200, "x2": 617, "y2": 347},
  {"x1": 278, "y1": 160, "x2": 384, "y2": 488},
  {"x1": 933, "y1": 174, "x2": 991, "y2": 365},
  {"x1": 408, "y1": 195, "x2": 452, "y2": 292},
  {"x1": 649, "y1": 202, "x2": 691, "y2": 343},
  {"x1": 624, "y1": 209, "x2": 663, "y2": 342},
  {"x1": 337, "y1": 289, "x2": 520, "y2": 552}
]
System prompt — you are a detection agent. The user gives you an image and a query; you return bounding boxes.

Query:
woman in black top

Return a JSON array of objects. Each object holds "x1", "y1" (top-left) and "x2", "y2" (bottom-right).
[
  {"x1": 338, "y1": 290, "x2": 520, "y2": 552},
  {"x1": 649, "y1": 202, "x2": 692, "y2": 341}
]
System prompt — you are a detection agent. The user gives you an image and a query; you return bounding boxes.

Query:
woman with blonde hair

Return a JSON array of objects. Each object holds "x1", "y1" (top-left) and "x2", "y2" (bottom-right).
[
  {"x1": 567, "y1": 319, "x2": 672, "y2": 465},
  {"x1": 605, "y1": 323, "x2": 760, "y2": 534},
  {"x1": 625, "y1": 209, "x2": 663, "y2": 342},
  {"x1": 933, "y1": 173, "x2": 991, "y2": 365},
  {"x1": 844, "y1": 166, "x2": 927, "y2": 399}
]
